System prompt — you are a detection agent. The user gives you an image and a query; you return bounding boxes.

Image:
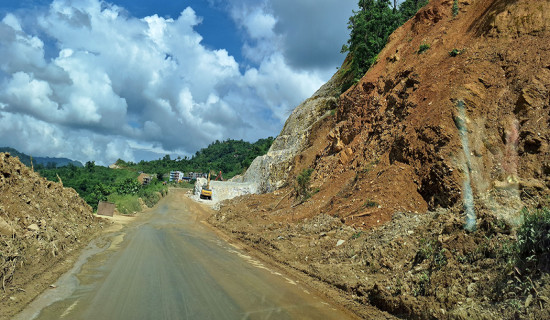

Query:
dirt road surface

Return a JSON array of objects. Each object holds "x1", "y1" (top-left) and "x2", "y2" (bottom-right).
[{"x1": 16, "y1": 190, "x2": 356, "y2": 320}]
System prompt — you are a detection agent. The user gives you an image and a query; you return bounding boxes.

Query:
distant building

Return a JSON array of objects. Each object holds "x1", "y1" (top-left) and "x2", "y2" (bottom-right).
[
  {"x1": 170, "y1": 171, "x2": 185, "y2": 182},
  {"x1": 187, "y1": 172, "x2": 207, "y2": 180},
  {"x1": 137, "y1": 173, "x2": 152, "y2": 185}
]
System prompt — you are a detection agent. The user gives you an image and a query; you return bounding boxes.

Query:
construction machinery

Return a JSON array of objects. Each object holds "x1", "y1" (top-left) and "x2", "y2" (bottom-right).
[{"x1": 199, "y1": 172, "x2": 213, "y2": 200}]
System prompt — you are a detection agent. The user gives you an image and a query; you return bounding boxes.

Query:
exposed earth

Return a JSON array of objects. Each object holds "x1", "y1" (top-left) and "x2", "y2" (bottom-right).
[
  {"x1": 209, "y1": 0, "x2": 550, "y2": 319},
  {"x1": 2, "y1": 0, "x2": 550, "y2": 319}
]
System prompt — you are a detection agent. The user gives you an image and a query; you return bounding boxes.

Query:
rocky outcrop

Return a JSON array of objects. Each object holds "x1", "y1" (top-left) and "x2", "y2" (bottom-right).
[{"x1": 236, "y1": 70, "x2": 344, "y2": 193}]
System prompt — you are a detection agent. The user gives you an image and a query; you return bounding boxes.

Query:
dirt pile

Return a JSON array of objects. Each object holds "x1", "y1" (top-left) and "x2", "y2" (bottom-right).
[
  {"x1": 211, "y1": 195, "x2": 550, "y2": 319},
  {"x1": 0, "y1": 153, "x2": 102, "y2": 316}
]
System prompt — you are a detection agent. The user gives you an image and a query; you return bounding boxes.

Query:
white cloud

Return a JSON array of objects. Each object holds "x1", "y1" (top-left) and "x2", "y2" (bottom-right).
[{"x1": 0, "y1": 0, "x2": 352, "y2": 165}]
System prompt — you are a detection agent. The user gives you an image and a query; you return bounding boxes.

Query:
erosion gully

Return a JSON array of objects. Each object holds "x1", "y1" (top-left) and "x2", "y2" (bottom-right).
[{"x1": 16, "y1": 190, "x2": 356, "y2": 320}]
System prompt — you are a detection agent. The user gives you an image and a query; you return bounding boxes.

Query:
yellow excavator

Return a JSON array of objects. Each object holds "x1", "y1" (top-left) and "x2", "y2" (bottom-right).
[
  {"x1": 200, "y1": 172, "x2": 212, "y2": 200},
  {"x1": 199, "y1": 171, "x2": 223, "y2": 200}
]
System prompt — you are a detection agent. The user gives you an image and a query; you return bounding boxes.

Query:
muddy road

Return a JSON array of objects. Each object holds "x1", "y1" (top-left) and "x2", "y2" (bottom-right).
[{"x1": 17, "y1": 190, "x2": 355, "y2": 320}]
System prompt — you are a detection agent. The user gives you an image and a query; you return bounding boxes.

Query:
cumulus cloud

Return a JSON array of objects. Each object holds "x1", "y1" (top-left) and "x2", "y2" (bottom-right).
[{"x1": 0, "y1": 0, "x2": 352, "y2": 165}]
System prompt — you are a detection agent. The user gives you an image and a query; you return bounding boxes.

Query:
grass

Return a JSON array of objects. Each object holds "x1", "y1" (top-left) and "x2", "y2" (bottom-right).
[
  {"x1": 417, "y1": 43, "x2": 430, "y2": 54},
  {"x1": 107, "y1": 193, "x2": 142, "y2": 214}
]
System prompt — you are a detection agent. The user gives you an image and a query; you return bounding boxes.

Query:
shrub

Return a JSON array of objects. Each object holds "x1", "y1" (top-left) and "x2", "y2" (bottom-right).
[
  {"x1": 449, "y1": 48, "x2": 462, "y2": 57},
  {"x1": 417, "y1": 43, "x2": 430, "y2": 54},
  {"x1": 116, "y1": 178, "x2": 141, "y2": 195},
  {"x1": 452, "y1": 0, "x2": 459, "y2": 17},
  {"x1": 363, "y1": 199, "x2": 378, "y2": 208},
  {"x1": 295, "y1": 168, "x2": 314, "y2": 201},
  {"x1": 515, "y1": 207, "x2": 550, "y2": 272}
]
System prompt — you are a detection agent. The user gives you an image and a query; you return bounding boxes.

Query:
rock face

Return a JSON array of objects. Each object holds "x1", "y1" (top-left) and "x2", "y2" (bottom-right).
[
  {"x1": 193, "y1": 178, "x2": 255, "y2": 204},
  {"x1": 237, "y1": 70, "x2": 344, "y2": 193}
]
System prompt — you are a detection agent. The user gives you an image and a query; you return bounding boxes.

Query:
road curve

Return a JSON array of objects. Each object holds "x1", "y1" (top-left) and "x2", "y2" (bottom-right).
[{"x1": 22, "y1": 190, "x2": 356, "y2": 320}]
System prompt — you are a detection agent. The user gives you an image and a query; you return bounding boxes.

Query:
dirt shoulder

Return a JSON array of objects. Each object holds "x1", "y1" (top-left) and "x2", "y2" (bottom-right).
[
  {"x1": 207, "y1": 191, "x2": 550, "y2": 320},
  {"x1": 188, "y1": 194, "x2": 393, "y2": 319}
]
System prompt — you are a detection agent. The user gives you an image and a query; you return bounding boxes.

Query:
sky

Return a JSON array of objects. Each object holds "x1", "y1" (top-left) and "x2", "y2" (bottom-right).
[{"x1": 0, "y1": 0, "x2": 357, "y2": 165}]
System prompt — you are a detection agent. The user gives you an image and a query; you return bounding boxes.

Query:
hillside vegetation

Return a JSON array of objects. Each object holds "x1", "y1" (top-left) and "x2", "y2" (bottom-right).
[{"x1": 115, "y1": 137, "x2": 274, "y2": 179}]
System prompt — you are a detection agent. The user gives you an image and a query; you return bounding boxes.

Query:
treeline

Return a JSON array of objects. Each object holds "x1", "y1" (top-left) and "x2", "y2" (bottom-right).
[
  {"x1": 116, "y1": 137, "x2": 275, "y2": 179},
  {"x1": 341, "y1": 0, "x2": 428, "y2": 86}
]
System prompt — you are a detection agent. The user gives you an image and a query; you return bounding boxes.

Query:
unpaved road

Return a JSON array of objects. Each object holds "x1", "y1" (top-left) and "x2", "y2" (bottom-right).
[{"x1": 17, "y1": 190, "x2": 355, "y2": 320}]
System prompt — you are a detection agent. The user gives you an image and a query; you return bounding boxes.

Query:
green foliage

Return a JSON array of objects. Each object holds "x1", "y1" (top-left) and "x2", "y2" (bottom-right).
[
  {"x1": 413, "y1": 271, "x2": 430, "y2": 297},
  {"x1": 452, "y1": 0, "x2": 459, "y2": 17},
  {"x1": 295, "y1": 168, "x2": 314, "y2": 201},
  {"x1": 449, "y1": 48, "x2": 463, "y2": 57},
  {"x1": 414, "y1": 238, "x2": 447, "y2": 270},
  {"x1": 351, "y1": 231, "x2": 363, "y2": 239},
  {"x1": 107, "y1": 194, "x2": 142, "y2": 214},
  {"x1": 341, "y1": 0, "x2": 428, "y2": 87},
  {"x1": 36, "y1": 137, "x2": 273, "y2": 212},
  {"x1": 417, "y1": 43, "x2": 430, "y2": 54},
  {"x1": 363, "y1": 199, "x2": 378, "y2": 208},
  {"x1": 342, "y1": 0, "x2": 401, "y2": 83},
  {"x1": 515, "y1": 207, "x2": 550, "y2": 272},
  {"x1": 120, "y1": 137, "x2": 274, "y2": 180},
  {"x1": 116, "y1": 178, "x2": 141, "y2": 195}
]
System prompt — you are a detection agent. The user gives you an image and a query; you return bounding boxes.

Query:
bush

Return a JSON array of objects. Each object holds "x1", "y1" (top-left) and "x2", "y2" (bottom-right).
[
  {"x1": 417, "y1": 43, "x2": 430, "y2": 54},
  {"x1": 295, "y1": 168, "x2": 314, "y2": 201},
  {"x1": 515, "y1": 207, "x2": 550, "y2": 272},
  {"x1": 452, "y1": 0, "x2": 459, "y2": 17},
  {"x1": 116, "y1": 178, "x2": 141, "y2": 195},
  {"x1": 449, "y1": 48, "x2": 463, "y2": 57}
]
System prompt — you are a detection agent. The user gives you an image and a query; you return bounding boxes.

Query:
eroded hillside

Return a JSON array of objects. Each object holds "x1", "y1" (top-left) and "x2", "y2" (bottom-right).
[
  {"x1": 317, "y1": 0, "x2": 550, "y2": 227},
  {"x1": 211, "y1": 0, "x2": 550, "y2": 318},
  {"x1": 0, "y1": 153, "x2": 102, "y2": 318}
]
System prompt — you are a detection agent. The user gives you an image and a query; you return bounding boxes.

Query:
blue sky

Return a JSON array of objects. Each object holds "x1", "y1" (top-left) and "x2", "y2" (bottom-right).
[{"x1": 0, "y1": 0, "x2": 356, "y2": 165}]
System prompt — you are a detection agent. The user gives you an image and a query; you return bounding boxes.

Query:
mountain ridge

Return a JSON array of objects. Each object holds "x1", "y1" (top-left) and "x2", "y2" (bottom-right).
[{"x1": 0, "y1": 147, "x2": 83, "y2": 168}]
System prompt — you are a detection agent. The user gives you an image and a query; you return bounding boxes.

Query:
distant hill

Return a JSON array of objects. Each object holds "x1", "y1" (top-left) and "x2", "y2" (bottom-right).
[{"x1": 0, "y1": 147, "x2": 83, "y2": 168}]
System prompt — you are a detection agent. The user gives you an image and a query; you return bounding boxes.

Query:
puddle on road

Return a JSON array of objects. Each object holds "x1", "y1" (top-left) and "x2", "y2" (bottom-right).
[{"x1": 13, "y1": 232, "x2": 125, "y2": 320}]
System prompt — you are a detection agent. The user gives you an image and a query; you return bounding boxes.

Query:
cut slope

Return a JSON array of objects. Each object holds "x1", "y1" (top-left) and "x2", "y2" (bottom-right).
[{"x1": 288, "y1": 0, "x2": 549, "y2": 228}]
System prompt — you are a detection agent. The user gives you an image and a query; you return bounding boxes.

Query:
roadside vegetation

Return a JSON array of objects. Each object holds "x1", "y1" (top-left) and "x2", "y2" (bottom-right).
[{"x1": 39, "y1": 162, "x2": 167, "y2": 213}]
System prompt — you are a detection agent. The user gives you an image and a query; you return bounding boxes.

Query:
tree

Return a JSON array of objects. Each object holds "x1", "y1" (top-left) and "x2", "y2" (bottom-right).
[
  {"x1": 342, "y1": 0, "x2": 400, "y2": 83},
  {"x1": 341, "y1": 0, "x2": 428, "y2": 86},
  {"x1": 85, "y1": 161, "x2": 95, "y2": 171}
]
